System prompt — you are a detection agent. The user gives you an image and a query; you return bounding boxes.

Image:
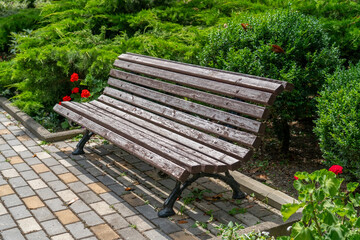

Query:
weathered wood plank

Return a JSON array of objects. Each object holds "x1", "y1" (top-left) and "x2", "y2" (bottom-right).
[
  {"x1": 53, "y1": 104, "x2": 189, "y2": 181},
  {"x1": 107, "y1": 78, "x2": 265, "y2": 134},
  {"x1": 103, "y1": 87, "x2": 261, "y2": 148},
  {"x1": 74, "y1": 102, "x2": 227, "y2": 173},
  {"x1": 83, "y1": 100, "x2": 237, "y2": 171},
  {"x1": 97, "y1": 95, "x2": 252, "y2": 166},
  {"x1": 110, "y1": 69, "x2": 269, "y2": 119},
  {"x1": 118, "y1": 53, "x2": 287, "y2": 93},
  {"x1": 113, "y1": 59, "x2": 276, "y2": 105}
]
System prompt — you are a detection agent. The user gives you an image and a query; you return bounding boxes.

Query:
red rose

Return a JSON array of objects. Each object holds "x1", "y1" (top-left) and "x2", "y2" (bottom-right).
[
  {"x1": 294, "y1": 176, "x2": 299, "y2": 180},
  {"x1": 329, "y1": 165, "x2": 343, "y2": 175},
  {"x1": 70, "y1": 73, "x2": 79, "y2": 82},
  {"x1": 81, "y1": 89, "x2": 91, "y2": 98},
  {"x1": 59, "y1": 101, "x2": 61, "y2": 105},
  {"x1": 62, "y1": 96, "x2": 71, "y2": 101},
  {"x1": 71, "y1": 87, "x2": 79, "y2": 94}
]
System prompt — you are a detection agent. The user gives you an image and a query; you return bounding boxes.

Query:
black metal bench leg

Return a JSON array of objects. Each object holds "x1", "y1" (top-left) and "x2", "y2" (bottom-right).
[
  {"x1": 72, "y1": 130, "x2": 94, "y2": 155},
  {"x1": 158, "y1": 172, "x2": 246, "y2": 218}
]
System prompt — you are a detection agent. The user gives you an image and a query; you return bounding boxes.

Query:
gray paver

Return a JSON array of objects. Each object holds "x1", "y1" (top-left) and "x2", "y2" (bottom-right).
[
  {"x1": 78, "y1": 191, "x2": 101, "y2": 204},
  {"x1": 77, "y1": 173, "x2": 97, "y2": 184},
  {"x1": 144, "y1": 229, "x2": 171, "y2": 240},
  {"x1": 41, "y1": 157, "x2": 59, "y2": 166},
  {"x1": 0, "y1": 202, "x2": 7, "y2": 215},
  {"x1": 19, "y1": 150, "x2": 34, "y2": 159},
  {"x1": 67, "y1": 181, "x2": 89, "y2": 193},
  {"x1": 69, "y1": 200, "x2": 91, "y2": 214},
  {"x1": 26, "y1": 230, "x2": 50, "y2": 240},
  {"x1": 28, "y1": 178, "x2": 47, "y2": 190},
  {"x1": 7, "y1": 139, "x2": 21, "y2": 145},
  {"x1": 1, "y1": 149, "x2": 17, "y2": 157},
  {"x1": 23, "y1": 157, "x2": 42, "y2": 165},
  {"x1": 0, "y1": 144, "x2": 11, "y2": 151},
  {"x1": 47, "y1": 180, "x2": 67, "y2": 191},
  {"x1": 135, "y1": 205, "x2": 158, "y2": 220},
  {"x1": 51, "y1": 233, "x2": 74, "y2": 240},
  {"x1": 39, "y1": 171, "x2": 58, "y2": 182},
  {"x1": 18, "y1": 217, "x2": 42, "y2": 233},
  {"x1": 1, "y1": 227, "x2": 26, "y2": 240},
  {"x1": 113, "y1": 202, "x2": 138, "y2": 217},
  {"x1": 100, "y1": 192, "x2": 123, "y2": 205},
  {"x1": 89, "y1": 201, "x2": 116, "y2": 215},
  {"x1": 12, "y1": 163, "x2": 32, "y2": 172},
  {"x1": 57, "y1": 189, "x2": 77, "y2": 202},
  {"x1": 78, "y1": 211, "x2": 105, "y2": 226},
  {"x1": 45, "y1": 198, "x2": 67, "y2": 212},
  {"x1": 9, "y1": 205, "x2": 32, "y2": 220},
  {"x1": 49, "y1": 165, "x2": 69, "y2": 175},
  {"x1": 31, "y1": 207, "x2": 55, "y2": 222},
  {"x1": 36, "y1": 188, "x2": 57, "y2": 200},
  {"x1": 65, "y1": 222, "x2": 93, "y2": 239},
  {"x1": 41, "y1": 219, "x2": 67, "y2": 236},
  {"x1": 20, "y1": 169, "x2": 38, "y2": 180},
  {"x1": 1, "y1": 194, "x2": 22, "y2": 208},
  {"x1": 97, "y1": 175, "x2": 117, "y2": 186},
  {"x1": 117, "y1": 227, "x2": 147, "y2": 240},
  {"x1": 15, "y1": 185, "x2": 36, "y2": 198},
  {"x1": 0, "y1": 214, "x2": 16, "y2": 231},
  {"x1": 67, "y1": 166, "x2": 84, "y2": 176},
  {"x1": 8, "y1": 176, "x2": 27, "y2": 188},
  {"x1": 151, "y1": 218, "x2": 181, "y2": 234},
  {"x1": 127, "y1": 215, "x2": 155, "y2": 232},
  {"x1": 103, "y1": 213, "x2": 129, "y2": 230},
  {"x1": 0, "y1": 161, "x2": 12, "y2": 170},
  {"x1": 1, "y1": 168, "x2": 20, "y2": 178}
]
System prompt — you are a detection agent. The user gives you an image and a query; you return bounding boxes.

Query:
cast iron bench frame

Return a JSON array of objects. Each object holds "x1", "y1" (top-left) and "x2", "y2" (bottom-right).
[{"x1": 53, "y1": 53, "x2": 293, "y2": 217}]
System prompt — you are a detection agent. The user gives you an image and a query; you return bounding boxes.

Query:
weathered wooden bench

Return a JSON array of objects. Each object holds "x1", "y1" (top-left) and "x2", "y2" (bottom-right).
[{"x1": 53, "y1": 53, "x2": 293, "y2": 217}]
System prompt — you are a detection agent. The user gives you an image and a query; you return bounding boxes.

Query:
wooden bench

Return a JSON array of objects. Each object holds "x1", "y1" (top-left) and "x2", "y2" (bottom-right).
[{"x1": 53, "y1": 53, "x2": 293, "y2": 217}]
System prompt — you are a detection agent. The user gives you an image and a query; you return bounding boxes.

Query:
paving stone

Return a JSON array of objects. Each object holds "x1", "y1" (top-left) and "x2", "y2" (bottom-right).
[
  {"x1": 28, "y1": 146, "x2": 43, "y2": 153},
  {"x1": 50, "y1": 165, "x2": 69, "y2": 175},
  {"x1": 7, "y1": 139, "x2": 21, "y2": 145},
  {"x1": 0, "y1": 202, "x2": 7, "y2": 215},
  {"x1": 91, "y1": 223, "x2": 119, "y2": 240},
  {"x1": 78, "y1": 211, "x2": 104, "y2": 226},
  {"x1": 0, "y1": 161, "x2": 12, "y2": 170},
  {"x1": 23, "y1": 195, "x2": 45, "y2": 209},
  {"x1": 117, "y1": 227, "x2": 147, "y2": 240},
  {"x1": 65, "y1": 222, "x2": 93, "y2": 239},
  {"x1": 8, "y1": 156, "x2": 24, "y2": 164},
  {"x1": 107, "y1": 183, "x2": 127, "y2": 196},
  {"x1": 122, "y1": 193, "x2": 146, "y2": 207},
  {"x1": 8, "y1": 176, "x2": 27, "y2": 188},
  {"x1": 0, "y1": 143, "x2": 11, "y2": 151},
  {"x1": 36, "y1": 188, "x2": 58, "y2": 200},
  {"x1": 53, "y1": 209, "x2": 79, "y2": 226},
  {"x1": 32, "y1": 163, "x2": 51, "y2": 173},
  {"x1": 103, "y1": 213, "x2": 128, "y2": 230},
  {"x1": 28, "y1": 178, "x2": 48, "y2": 190},
  {"x1": 97, "y1": 175, "x2": 117, "y2": 186},
  {"x1": 51, "y1": 233, "x2": 74, "y2": 240},
  {"x1": 43, "y1": 181, "x2": 65, "y2": 194},
  {"x1": 87, "y1": 167, "x2": 104, "y2": 177},
  {"x1": 77, "y1": 173, "x2": 98, "y2": 184},
  {"x1": 18, "y1": 217, "x2": 42, "y2": 233},
  {"x1": 261, "y1": 214, "x2": 284, "y2": 224},
  {"x1": 78, "y1": 190, "x2": 102, "y2": 204},
  {"x1": 22, "y1": 140, "x2": 38, "y2": 148},
  {"x1": 15, "y1": 185, "x2": 36, "y2": 198},
  {"x1": 58, "y1": 173, "x2": 78, "y2": 184},
  {"x1": 246, "y1": 204, "x2": 273, "y2": 218},
  {"x1": 41, "y1": 219, "x2": 67, "y2": 236},
  {"x1": 0, "y1": 176, "x2": 6, "y2": 185},
  {"x1": 9, "y1": 205, "x2": 32, "y2": 220},
  {"x1": 32, "y1": 207, "x2": 56, "y2": 222},
  {"x1": 23, "y1": 157, "x2": 42, "y2": 165},
  {"x1": 151, "y1": 218, "x2": 182, "y2": 234},
  {"x1": 0, "y1": 214, "x2": 16, "y2": 231},
  {"x1": 87, "y1": 182, "x2": 110, "y2": 194},
  {"x1": 12, "y1": 145, "x2": 28, "y2": 152},
  {"x1": 19, "y1": 150, "x2": 34, "y2": 159},
  {"x1": 75, "y1": 160, "x2": 93, "y2": 169},
  {"x1": 0, "y1": 184, "x2": 15, "y2": 197},
  {"x1": 126, "y1": 215, "x2": 155, "y2": 232},
  {"x1": 90, "y1": 201, "x2": 116, "y2": 216},
  {"x1": 67, "y1": 166, "x2": 85, "y2": 176},
  {"x1": 45, "y1": 198, "x2": 66, "y2": 212},
  {"x1": 67, "y1": 181, "x2": 89, "y2": 193},
  {"x1": 20, "y1": 169, "x2": 38, "y2": 180},
  {"x1": 1, "y1": 227, "x2": 26, "y2": 240},
  {"x1": 26, "y1": 230, "x2": 49, "y2": 240},
  {"x1": 57, "y1": 189, "x2": 78, "y2": 202},
  {"x1": 2, "y1": 194, "x2": 22, "y2": 207},
  {"x1": 36, "y1": 152, "x2": 52, "y2": 159},
  {"x1": 12, "y1": 162, "x2": 31, "y2": 172},
  {"x1": 58, "y1": 159, "x2": 77, "y2": 168},
  {"x1": 69, "y1": 199, "x2": 91, "y2": 214},
  {"x1": 39, "y1": 171, "x2": 58, "y2": 182},
  {"x1": 144, "y1": 229, "x2": 172, "y2": 240},
  {"x1": 135, "y1": 205, "x2": 158, "y2": 220},
  {"x1": 169, "y1": 231, "x2": 200, "y2": 240},
  {"x1": 113, "y1": 202, "x2": 138, "y2": 217},
  {"x1": 100, "y1": 192, "x2": 123, "y2": 205},
  {"x1": 132, "y1": 162, "x2": 154, "y2": 171},
  {"x1": 1, "y1": 168, "x2": 20, "y2": 178},
  {"x1": 1, "y1": 149, "x2": 17, "y2": 157}
]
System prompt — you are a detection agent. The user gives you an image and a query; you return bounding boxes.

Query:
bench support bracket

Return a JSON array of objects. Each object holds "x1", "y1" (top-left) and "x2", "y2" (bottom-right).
[
  {"x1": 158, "y1": 171, "x2": 246, "y2": 218},
  {"x1": 72, "y1": 130, "x2": 94, "y2": 155}
]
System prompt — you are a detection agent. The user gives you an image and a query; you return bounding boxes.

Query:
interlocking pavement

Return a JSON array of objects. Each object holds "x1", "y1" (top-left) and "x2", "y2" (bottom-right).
[{"x1": 0, "y1": 107, "x2": 283, "y2": 240}]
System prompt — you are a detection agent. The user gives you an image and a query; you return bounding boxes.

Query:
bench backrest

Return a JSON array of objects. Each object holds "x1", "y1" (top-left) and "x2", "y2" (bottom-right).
[{"x1": 98, "y1": 53, "x2": 292, "y2": 166}]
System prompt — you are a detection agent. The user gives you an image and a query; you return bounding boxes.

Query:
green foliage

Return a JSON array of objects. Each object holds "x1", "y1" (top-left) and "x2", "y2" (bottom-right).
[
  {"x1": 314, "y1": 63, "x2": 360, "y2": 179},
  {"x1": 216, "y1": 221, "x2": 245, "y2": 240},
  {"x1": 281, "y1": 169, "x2": 360, "y2": 239},
  {"x1": 199, "y1": 10, "x2": 343, "y2": 124}
]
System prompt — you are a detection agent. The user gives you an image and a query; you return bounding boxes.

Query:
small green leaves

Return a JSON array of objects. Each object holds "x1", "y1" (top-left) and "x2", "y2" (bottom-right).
[
  {"x1": 347, "y1": 182, "x2": 359, "y2": 193},
  {"x1": 281, "y1": 203, "x2": 302, "y2": 222}
]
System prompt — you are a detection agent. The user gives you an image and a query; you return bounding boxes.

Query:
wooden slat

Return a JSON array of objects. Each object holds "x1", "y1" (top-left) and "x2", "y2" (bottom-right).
[
  {"x1": 110, "y1": 69, "x2": 269, "y2": 119},
  {"x1": 75, "y1": 102, "x2": 227, "y2": 173},
  {"x1": 97, "y1": 95, "x2": 252, "y2": 165},
  {"x1": 107, "y1": 78, "x2": 265, "y2": 134},
  {"x1": 53, "y1": 104, "x2": 189, "y2": 181},
  {"x1": 62, "y1": 102, "x2": 210, "y2": 174},
  {"x1": 103, "y1": 87, "x2": 260, "y2": 147},
  {"x1": 113, "y1": 59, "x2": 276, "y2": 106},
  {"x1": 85, "y1": 100, "x2": 240, "y2": 170},
  {"x1": 118, "y1": 53, "x2": 286, "y2": 93}
]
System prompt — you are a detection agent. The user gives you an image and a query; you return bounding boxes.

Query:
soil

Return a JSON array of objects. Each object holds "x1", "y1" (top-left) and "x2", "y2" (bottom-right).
[{"x1": 237, "y1": 120, "x2": 325, "y2": 198}]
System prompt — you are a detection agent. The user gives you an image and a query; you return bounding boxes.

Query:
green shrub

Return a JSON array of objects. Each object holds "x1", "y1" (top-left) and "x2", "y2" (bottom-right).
[
  {"x1": 198, "y1": 10, "x2": 343, "y2": 151},
  {"x1": 314, "y1": 63, "x2": 360, "y2": 179}
]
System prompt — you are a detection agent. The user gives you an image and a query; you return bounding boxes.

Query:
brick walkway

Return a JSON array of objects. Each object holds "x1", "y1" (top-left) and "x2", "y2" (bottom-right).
[{"x1": 0, "y1": 107, "x2": 283, "y2": 240}]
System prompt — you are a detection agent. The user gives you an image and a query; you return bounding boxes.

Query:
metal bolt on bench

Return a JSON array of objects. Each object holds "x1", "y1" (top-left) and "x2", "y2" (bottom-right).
[{"x1": 54, "y1": 53, "x2": 293, "y2": 218}]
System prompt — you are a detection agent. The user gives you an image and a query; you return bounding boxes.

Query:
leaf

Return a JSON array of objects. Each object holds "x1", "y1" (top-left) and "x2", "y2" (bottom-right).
[
  {"x1": 271, "y1": 44, "x2": 285, "y2": 53},
  {"x1": 125, "y1": 187, "x2": 132, "y2": 191},
  {"x1": 327, "y1": 226, "x2": 344, "y2": 240},
  {"x1": 347, "y1": 182, "x2": 359, "y2": 192},
  {"x1": 249, "y1": 167, "x2": 261, "y2": 173},
  {"x1": 281, "y1": 203, "x2": 302, "y2": 222},
  {"x1": 323, "y1": 177, "x2": 342, "y2": 197},
  {"x1": 241, "y1": 23, "x2": 249, "y2": 31},
  {"x1": 294, "y1": 228, "x2": 315, "y2": 240},
  {"x1": 255, "y1": 174, "x2": 269, "y2": 181},
  {"x1": 178, "y1": 220, "x2": 188, "y2": 224},
  {"x1": 322, "y1": 209, "x2": 338, "y2": 226}
]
